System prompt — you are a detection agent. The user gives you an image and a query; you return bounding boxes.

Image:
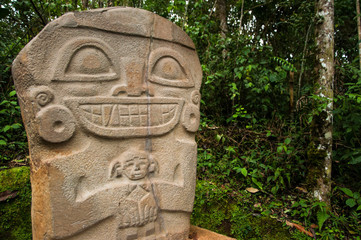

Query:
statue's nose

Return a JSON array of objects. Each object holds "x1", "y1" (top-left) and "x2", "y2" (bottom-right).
[
  {"x1": 111, "y1": 84, "x2": 154, "y2": 97},
  {"x1": 111, "y1": 61, "x2": 154, "y2": 97}
]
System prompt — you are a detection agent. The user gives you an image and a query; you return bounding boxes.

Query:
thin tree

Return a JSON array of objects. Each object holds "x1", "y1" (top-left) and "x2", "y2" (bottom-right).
[
  {"x1": 239, "y1": 0, "x2": 244, "y2": 34},
  {"x1": 216, "y1": 0, "x2": 228, "y2": 39},
  {"x1": 82, "y1": 0, "x2": 89, "y2": 9},
  {"x1": 307, "y1": 0, "x2": 334, "y2": 205},
  {"x1": 357, "y1": 0, "x2": 361, "y2": 69},
  {"x1": 216, "y1": 0, "x2": 228, "y2": 60}
]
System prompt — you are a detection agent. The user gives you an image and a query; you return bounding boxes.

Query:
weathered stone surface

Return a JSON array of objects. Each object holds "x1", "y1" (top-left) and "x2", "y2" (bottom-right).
[
  {"x1": 12, "y1": 7, "x2": 202, "y2": 240},
  {"x1": 188, "y1": 226, "x2": 236, "y2": 240}
]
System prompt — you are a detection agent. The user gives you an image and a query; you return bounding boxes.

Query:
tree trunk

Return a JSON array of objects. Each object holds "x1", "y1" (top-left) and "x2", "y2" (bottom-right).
[
  {"x1": 357, "y1": 0, "x2": 361, "y2": 69},
  {"x1": 216, "y1": 0, "x2": 228, "y2": 60},
  {"x1": 182, "y1": 0, "x2": 188, "y2": 30},
  {"x1": 72, "y1": 0, "x2": 77, "y2": 9},
  {"x1": 289, "y1": 71, "x2": 294, "y2": 115},
  {"x1": 307, "y1": 0, "x2": 334, "y2": 205},
  {"x1": 298, "y1": 22, "x2": 313, "y2": 98},
  {"x1": 216, "y1": 0, "x2": 228, "y2": 39},
  {"x1": 82, "y1": 0, "x2": 89, "y2": 9},
  {"x1": 239, "y1": 0, "x2": 245, "y2": 34},
  {"x1": 98, "y1": 0, "x2": 103, "y2": 8}
]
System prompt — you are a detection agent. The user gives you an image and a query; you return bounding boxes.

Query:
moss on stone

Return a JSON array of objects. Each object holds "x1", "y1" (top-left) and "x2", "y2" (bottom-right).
[
  {"x1": 245, "y1": 215, "x2": 292, "y2": 240},
  {"x1": 191, "y1": 189, "x2": 292, "y2": 239},
  {"x1": 0, "y1": 167, "x2": 32, "y2": 240}
]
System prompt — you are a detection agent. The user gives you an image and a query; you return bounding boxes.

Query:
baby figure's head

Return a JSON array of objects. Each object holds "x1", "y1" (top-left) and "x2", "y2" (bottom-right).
[{"x1": 110, "y1": 149, "x2": 157, "y2": 180}]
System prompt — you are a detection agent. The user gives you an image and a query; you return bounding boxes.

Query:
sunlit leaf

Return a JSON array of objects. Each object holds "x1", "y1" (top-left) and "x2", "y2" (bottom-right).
[
  {"x1": 246, "y1": 187, "x2": 259, "y2": 193},
  {"x1": 9, "y1": 90, "x2": 16, "y2": 97},
  {"x1": 240, "y1": 168, "x2": 248, "y2": 177}
]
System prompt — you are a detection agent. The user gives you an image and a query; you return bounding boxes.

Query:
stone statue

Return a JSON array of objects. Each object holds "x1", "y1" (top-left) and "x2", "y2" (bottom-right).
[{"x1": 12, "y1": 7, "x2": 202, "y2": 240}]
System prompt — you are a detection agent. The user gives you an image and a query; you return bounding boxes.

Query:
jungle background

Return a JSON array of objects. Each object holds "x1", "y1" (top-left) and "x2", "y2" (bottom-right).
[{"x1": 1, "y1": 0, "x2": 361, "y2": 239}]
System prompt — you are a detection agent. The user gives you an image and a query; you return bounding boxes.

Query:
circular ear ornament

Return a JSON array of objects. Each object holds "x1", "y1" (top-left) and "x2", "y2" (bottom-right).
[
  {"x1": 36, "y1": 105, "x2": 76, "y2": 143},
  {"x1": 182, "y1": 105, "x2": 200, "y2": 132},
  {"x1": 191, "y1": 90, "x2": 201, "y2": 105}
]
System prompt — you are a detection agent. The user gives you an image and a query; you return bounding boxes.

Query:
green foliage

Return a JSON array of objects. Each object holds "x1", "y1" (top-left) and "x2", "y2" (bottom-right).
[
  {"x1": 338, "y1": 187, "x2": 361, "y2": 211},
  {"x1": 315, "y1": 204, "x2": 330, "y2": 231},
  {"x1": 333, "y1": 62, "x2": 361, "y2": 191},
  {"x1": 195, "y1": 121, "x2": 360, "y2": 238},
  {"x1": 198, "y1": 124, "x2": 306, "y2": 195},
  {"x1": 191, "y1": 179, "x2": 293, "y2": 239},
  {"x1": 272, "y1": 57, "x2": 297, "y2": 72},
  {"x1": 0, "y1": 1, "x2": 360, "y2": 239},
  {"x1": 0, "y1": 90, "x2": 27, "y2": 166},
  {"x1": 196, "y1": 33, "x2": 291, "y2": 125}
]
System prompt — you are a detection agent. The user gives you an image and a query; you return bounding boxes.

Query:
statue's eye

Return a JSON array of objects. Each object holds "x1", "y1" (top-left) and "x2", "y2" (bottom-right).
[
  {"x1": 148, "y1": 48, "x2": 194, "y2": 88},
  {"x1": 125, "y1": 163, "x2": 134, "y2": 168},
  {"x1": 152, "y1": 57, "x2": 186, "y2": 81},
  {"x1": 52, "y1": 38, "x2": 120, "y2": 82},
  {"x1": 66, "y1": 47, "x2": 114, "y2": 76}
]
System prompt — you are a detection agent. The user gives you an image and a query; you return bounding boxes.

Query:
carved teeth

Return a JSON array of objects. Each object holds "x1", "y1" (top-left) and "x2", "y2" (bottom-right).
[
  {"x1": 66, "y1": 97, "x2": 184, "y2": 138},
  {"x1": 80, "y1": 104, "x2": 177, "y2": 127}
]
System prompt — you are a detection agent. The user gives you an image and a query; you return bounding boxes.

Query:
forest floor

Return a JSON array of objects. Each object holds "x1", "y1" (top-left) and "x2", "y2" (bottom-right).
[
  {"x1": 0, "y1": 160, "x2": 333, "y2": 240},
  {"x1": 0, "y1": 127, "x2": 360, "y2": 239}
]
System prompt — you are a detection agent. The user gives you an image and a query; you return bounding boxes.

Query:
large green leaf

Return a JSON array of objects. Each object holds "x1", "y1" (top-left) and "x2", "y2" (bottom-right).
[
  {"x1": 349, "y1": 155, "x2": 361, "y2": 165},
  {"x1": 340, "y1": 187, "x2": 354, "y2": 198},
  {"x1": 317, "y1": 211, "x2": 330, "y2": 231},
  {"x1": 346, "y1": 199, "x2": 356, "y2": 208}
]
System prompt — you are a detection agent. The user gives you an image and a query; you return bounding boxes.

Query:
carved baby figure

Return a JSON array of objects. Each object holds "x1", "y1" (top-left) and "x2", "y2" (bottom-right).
[
  {"x1": 110, "y1": 150, "x2": 158, "y2": 228},
  {"x1": 12, "y1": 7, "x2": 201, "y2": 240}
]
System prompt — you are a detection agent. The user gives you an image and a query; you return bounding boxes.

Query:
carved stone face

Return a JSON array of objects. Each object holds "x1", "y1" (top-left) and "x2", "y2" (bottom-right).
[
  {"x1": 12, "y1": 7, "x2": 201, "y2": 240},
  {"x1": 122, "y1": 156, "x2": 150, "y2": 180},
  {"x1": 110, "y1": 149, "x2": 153, "y2": 180}
]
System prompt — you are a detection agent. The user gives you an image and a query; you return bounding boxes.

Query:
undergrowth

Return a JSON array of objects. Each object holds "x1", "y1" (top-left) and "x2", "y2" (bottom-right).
[
  {"x1": 0, "y1": 167, "x2": 31, "y2": 240},
  {"x1": 191, "y1": 122, "x2": 361, "y2": 239}
]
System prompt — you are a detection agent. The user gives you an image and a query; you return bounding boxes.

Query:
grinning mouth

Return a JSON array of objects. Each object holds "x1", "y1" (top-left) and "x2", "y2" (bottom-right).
[
  {"x1": 132, "y1": 173, "x2": 143, "y2": 178},
  {"x1": 65, "y1": 97, "x2": 184, "y2": 138}
]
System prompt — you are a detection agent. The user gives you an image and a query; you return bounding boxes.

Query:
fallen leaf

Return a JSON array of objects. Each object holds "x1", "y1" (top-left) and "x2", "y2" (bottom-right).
[
  {"x1": 286, "y1": 220, "x2": 294, "y2": 227},
  {"x1": 254, "y1": 203, "x2": 261, "y2": 208},
  {"x1": 310, "y1": 224, "x2": 318, "y2": 229},
  {"x1": 292, "y1": 223, "x2": 314, "y2": 237},
  {"x1": 296, "y1": 187, "x2": 308, "y2": 193},
  {"x1": 246, "y1": 187, "x2": 259, "y2": 193},
  {"x1": 0, "y1": 190, "x2": 18, "y2": 202}
]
